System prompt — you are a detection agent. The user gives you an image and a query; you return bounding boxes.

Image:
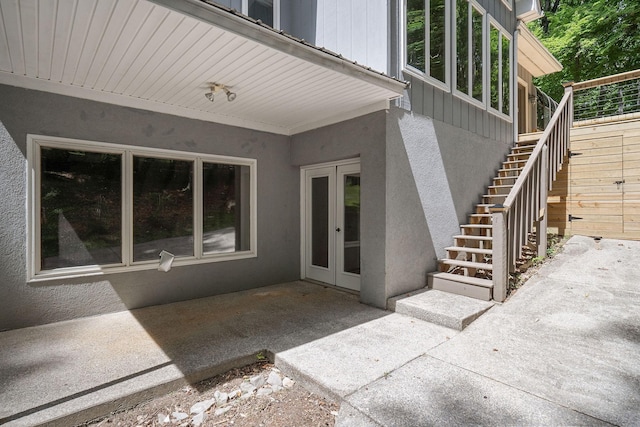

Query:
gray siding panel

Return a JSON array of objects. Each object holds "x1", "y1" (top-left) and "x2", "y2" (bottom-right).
[
  {"x1": 283, "y1": 0, "x2": 388, "y2": 73},
  {"x1": 433, "y1": 87, "x2": 444, "y2": 122}
]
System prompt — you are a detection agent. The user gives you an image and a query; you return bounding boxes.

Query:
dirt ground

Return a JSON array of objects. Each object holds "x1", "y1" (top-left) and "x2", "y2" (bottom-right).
[{"x1": 83, "y1": 361, "x2": 338, "y2": 427}]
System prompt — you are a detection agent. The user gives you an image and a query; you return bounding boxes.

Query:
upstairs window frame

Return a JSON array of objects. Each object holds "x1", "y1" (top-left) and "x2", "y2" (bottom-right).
[
  {"x1": 488, "y1": 18, "x2": 512, "y2": 119},
  {"x1": 404, "y1": 0, "x2": 451, "y2": 91},
  {"x1": 453, "y1": 0, "x2": 486, "y2": 108},
  {"x1": 242, "y1": 0, "x2": 280, "y2": 29},
  {"x1": 27, "y1": 135, "x2": 257, "y2": 282}
]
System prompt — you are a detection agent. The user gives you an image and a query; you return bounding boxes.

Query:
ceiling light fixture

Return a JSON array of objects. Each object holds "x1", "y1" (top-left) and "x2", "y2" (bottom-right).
[{"x1": 205, "y1": 83, "x2": 237, "y2": 102}]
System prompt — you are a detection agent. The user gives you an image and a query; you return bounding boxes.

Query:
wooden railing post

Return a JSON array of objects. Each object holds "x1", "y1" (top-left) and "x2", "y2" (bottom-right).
[
  {"x1": 490, "y1": 205, "x2": 508, "y2": 302},
  {"x1": 536, "y1": 145, "x2": 549, "y2": 257}
]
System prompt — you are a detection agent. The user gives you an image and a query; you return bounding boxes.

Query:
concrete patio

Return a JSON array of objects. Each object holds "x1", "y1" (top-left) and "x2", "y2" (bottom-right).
[{"x1": 1, "y1": 235, "x2": 639, "y2": 426}]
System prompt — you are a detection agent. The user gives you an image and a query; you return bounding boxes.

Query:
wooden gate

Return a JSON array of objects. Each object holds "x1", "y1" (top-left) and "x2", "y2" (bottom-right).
[{"x1": 548, "y1": 119, "x2": 640, "y2": 240}]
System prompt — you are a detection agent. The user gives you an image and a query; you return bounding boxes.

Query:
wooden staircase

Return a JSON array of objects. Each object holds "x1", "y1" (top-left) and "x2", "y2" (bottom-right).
[{"x1": 427, "y1": 133, "x2": 542, "y2": 300}]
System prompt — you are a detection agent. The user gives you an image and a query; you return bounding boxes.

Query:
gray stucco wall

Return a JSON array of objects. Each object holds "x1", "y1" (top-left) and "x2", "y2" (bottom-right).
[
  {"x1": 290, "y1": 110, "x2": 388, "y2": 308},
  {"x1": 384, "y1": 107, "x2": 511, "y2": 299},
  {"x1": 291, "y1": 107, "x2": 510, "y2": 306},
  {"x1": 0, "y1": 84, "x2": 299, "y2": 331}
]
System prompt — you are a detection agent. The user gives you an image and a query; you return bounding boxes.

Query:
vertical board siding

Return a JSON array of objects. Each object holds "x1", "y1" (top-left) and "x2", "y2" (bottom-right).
[
  {"x1": 283, "y1": 0, "x2": 388, "y2": 73},
  {"x1": 398, "y1": 0, "x2": 515, "y2": 143},
  {"x1": 280, "y1": 0, "x2": 515, "y2": 142}
]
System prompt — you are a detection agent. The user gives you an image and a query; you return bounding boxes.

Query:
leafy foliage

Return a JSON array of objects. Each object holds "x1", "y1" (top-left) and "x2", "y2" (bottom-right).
[{"x1": 530, "y1": 0, "x2": 640, "y2": 100}]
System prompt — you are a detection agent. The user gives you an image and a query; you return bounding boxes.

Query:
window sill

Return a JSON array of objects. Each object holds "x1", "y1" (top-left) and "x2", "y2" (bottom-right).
[
  {"x1": 402, "y1": 67, "x2": 451, "y2": 93},
  {"x1": 27, "y1": 251, "x2": 257, "y2": 283},
  {"x1": 452, "y1": 90, "x2": 486, "y2": 110},
  {"x1": 488, "y1": 107, "x2": 513, "y2": 122}
]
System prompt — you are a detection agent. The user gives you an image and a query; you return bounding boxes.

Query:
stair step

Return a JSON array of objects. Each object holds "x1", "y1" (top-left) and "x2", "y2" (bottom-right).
[
  {"x1": 475, "y1": 204, "x2": 496, "y2": 213},
  {"x1": 445, "y1": 246, "x2": 493, "y2": 255},
  {"x1": 493, "y1": 176, "x2": 517, "y2": 183},
  {"x1": 502, "y1": 160, "x2": 528, "y2": 167},
  {"x1": 498, "y1": 167, "x2": 524, "y2": 176},
  {"x1": 469, "y1": 213, "x2": 492, "y2": 222},
  {"x1": 508, "y1": 152, "x2": 531, "y2": 159},
  {"x1": 512, "y1": 145, "x2": 535, "y2": 153},
  {"x1": 428, "y1": 272, "x2": 493, "y2": 301},
  {"x1": 454, "y1": 234, "x2": 492, "y2": 241},
  {"x1": 439, "y1": 259, "x2": 493, "y2": 271},
  {"x1": 462, "y1": 223, "x2": 492, "y2": 229}
]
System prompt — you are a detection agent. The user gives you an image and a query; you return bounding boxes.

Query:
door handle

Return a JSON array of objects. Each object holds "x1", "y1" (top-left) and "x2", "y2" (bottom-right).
[{"x1": 336, "y1": 227, "x2": 341, "y2": 232}]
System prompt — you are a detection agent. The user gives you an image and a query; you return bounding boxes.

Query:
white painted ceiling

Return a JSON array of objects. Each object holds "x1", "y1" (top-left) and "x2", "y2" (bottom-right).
[{"x1": 0, "y1": 0, "x2": 405, "y2": 135}]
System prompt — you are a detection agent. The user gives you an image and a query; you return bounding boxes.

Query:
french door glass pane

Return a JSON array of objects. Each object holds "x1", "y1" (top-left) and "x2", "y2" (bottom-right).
[
  {"x1": 40, "y1": 148, "x2": 122, "y2": 269},
  {"x1": 203, "y1": 163, "x2": 250, "y2": 254},
  {"x1": 311, "y1": 176, "x2": 329, "y2": 268},
  {"x1": 343, "y1": 174, "x2": 360, "y2": 275},
  {"x1": 133, "y1": 157, "x2": 193, "y2": 261}
]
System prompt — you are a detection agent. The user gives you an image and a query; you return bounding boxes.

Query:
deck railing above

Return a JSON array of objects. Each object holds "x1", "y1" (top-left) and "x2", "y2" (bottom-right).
[
  {"x1": 573, "y1": 69, "x2": 640, "y2": 124},
  {"x1": 491, "y1": 83, "x2": 573, "y2": 301}
]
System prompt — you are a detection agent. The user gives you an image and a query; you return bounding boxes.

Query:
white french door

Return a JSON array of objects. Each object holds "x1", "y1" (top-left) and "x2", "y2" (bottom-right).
[{"x1": 303, "y1": 162, "x2": 361, "y2": 291}]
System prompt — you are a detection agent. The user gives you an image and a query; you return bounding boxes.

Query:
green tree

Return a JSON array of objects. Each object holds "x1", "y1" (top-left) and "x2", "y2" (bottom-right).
[{"x1": 530, "y1": 0, "x2": 640, "y2": 100}]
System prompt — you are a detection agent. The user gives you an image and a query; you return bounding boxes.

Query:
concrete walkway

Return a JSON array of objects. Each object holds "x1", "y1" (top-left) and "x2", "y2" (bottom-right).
[{"x1": 1, "y1": 235, "x2": 639, "y2": 426}]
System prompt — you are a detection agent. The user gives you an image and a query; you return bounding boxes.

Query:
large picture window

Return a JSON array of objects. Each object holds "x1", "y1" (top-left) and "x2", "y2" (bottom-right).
[
  {"x1": 28, "y1": 136, "x2": 257, "y2": 280},
  {"x1": 455, "y1": 0, "x2": 485, "y2": 103},
  {"x1": 406, "y1": 0, "x2": 449, "y2": 86}
]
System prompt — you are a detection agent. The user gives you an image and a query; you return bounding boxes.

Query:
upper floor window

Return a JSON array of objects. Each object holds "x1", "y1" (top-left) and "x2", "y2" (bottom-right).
[
  {"x1": 406, "y1": 0, "x2": 449, "y2": 86},
  {"x1": 489, "y1": 21, "x2": 511, "y2": 116},
  {"x1": 455, "y1": 0, "x2": 485, "y2": 103},
  {"x1": 243, "y1": 0, "x2": 280, "y2": 29},
  {"x1": 28, "y1": 135, "x2": 256, "y2": 281}
]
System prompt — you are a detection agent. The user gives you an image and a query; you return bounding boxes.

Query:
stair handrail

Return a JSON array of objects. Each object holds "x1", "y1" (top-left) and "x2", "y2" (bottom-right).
[{"x1": 491, "y1": 83, "x2": 574, "y2": 301}]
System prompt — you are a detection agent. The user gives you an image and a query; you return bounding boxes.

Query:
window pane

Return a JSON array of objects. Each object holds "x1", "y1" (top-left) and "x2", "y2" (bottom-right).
[
  {"x1": 248, "y1": 0, "x2": 273, "y2": 27},
  {"x1": 40, "y1": 147, "x2": 122, "y2": 269},
  {"x1": 471, "y1": 7, "x2": 483, "y2": 101},
  {"x1": 133, "y1": 157, "x2": 193, "y2": 261},
  {"x1": 502, "y1": 34, "x2": 511, "y2": 115},
  {"x1": 490, "y1": 25, "x2": 500, "y2": 110},
  {"x1": 311, "y1": 176, "x2": 329, "y2": 268},
  {"x1": 406, "y1": 0, "x2": 425, "y2": 72},
  {"x1": 429, "y1": 0, "x2": 447, "y2": 82},
  {"x1": 343, "y1": 174, "x2": 360, "y2": 275},
  {"x1": 203, "y1": 163, "x2": 251, "y2": 254},
  {"x1": 456, "y1": 0, "x2": 469, "y2": 94}
]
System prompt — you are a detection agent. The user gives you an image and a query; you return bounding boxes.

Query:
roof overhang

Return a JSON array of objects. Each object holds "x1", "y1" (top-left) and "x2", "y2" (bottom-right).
[
  {"x1": 515, "y1": 0, "x2": 543, "y2": 23},
  {"x1": 517, "y1": 23, "x2": 563, "y2": 77},
  {"x1": 0, "y1": 0, "x2": 407, "y2": 135}
]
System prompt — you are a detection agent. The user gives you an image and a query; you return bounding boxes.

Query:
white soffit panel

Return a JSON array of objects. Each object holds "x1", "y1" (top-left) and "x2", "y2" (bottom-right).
[
  {"x1": 517, "y1": 23, "x2": 563, "y2": 78},
  {"x1": 0, "y1": 0, "x2": 406, "y2": 135}
]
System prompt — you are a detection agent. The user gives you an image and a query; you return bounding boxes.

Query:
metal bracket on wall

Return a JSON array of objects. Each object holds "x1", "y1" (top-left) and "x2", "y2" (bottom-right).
[
  {"x1": 569, "y1": 151, "x2": 583, "y2": 158},
  {"x1": 568, "y1": 214, "x2": 583, "y2": 222}
]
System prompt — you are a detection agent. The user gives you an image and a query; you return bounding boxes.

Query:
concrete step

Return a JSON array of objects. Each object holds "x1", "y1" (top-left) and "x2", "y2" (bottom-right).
[
  {"x1": 388, "y1": 289, "x2": 495, "y2": 330},
  {"x1": 428, "y1": 272, "x2": 494, "y2": 301}
]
